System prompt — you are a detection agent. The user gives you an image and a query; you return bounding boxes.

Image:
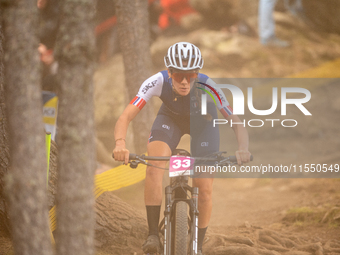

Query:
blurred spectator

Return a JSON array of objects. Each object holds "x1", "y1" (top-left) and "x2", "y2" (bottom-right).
[
  {"x1": 258, "y1": 0, "x2": 290, "y2": 47},
  {"x1": 38, "y1": 0, "x2": 59, "y2": 50},
  {"x1": 158, "y1": 0, "x2": 196, "y2": 32},
  {"x1": 37, "y1": 0, "x2": 59, "y2": 93},
  {"x1": 38, "y1": 44, "x2": 58, "y2": 93}
]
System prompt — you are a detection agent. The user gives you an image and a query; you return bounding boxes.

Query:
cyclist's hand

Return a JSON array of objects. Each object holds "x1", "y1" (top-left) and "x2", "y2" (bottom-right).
[
  {"x1": 235, "y1": 150, "x2": 251, "y2": 165},
  {"x1": 113, "y1": 145, "x2": 130, "y2": 165}
]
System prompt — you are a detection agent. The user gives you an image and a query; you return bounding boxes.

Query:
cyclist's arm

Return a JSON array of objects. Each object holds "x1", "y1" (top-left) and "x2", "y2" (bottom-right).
[
  {"x1": 225, "y1": 114, "x2": 251, "y2": 165},
  {"x1": 113, "y1": 104, "x2": 141, "y2": 164},
  {"x1": 215, "y1": 92, "x2": 250, "y2": 165},
  {"x1": 113, "y1": 72, "x2": 163, "y2": 164},
  {"x1": 203, "y1": 79, "x2": 251, "y2": 165}
]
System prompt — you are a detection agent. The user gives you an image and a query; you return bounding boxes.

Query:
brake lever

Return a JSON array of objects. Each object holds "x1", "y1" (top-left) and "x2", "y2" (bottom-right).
[
  {"x1": 218, "y1": 158, "x2": 231, "y2": 165},
  {"x1": 129, "y1": 155, "x2": 148, "y2": 169},
  {"x1": 218, "y1": 158, "x2": 239, "y2": 167},
  {"x1": 129, "y1": 161, "x2": 139, "y2": 169}
]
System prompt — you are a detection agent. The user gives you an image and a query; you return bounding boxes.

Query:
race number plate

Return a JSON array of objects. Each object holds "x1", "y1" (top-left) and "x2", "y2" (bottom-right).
[{"x1": 169, "y1": 156, "x2": 195, "y2": 177}]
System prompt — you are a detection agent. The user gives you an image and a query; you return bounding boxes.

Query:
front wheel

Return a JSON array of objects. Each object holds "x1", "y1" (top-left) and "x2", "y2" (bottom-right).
[{"x1": 173, "y1": 201, "x2": 189, "y2": 255}]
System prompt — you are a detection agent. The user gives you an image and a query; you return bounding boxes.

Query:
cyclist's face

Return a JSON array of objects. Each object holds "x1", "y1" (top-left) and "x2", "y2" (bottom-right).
[{"x1": 168, "y1": 69, "x2": 198, "y2": 96}]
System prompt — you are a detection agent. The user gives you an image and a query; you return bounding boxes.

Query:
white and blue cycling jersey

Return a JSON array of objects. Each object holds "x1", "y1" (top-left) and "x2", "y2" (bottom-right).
[
  {"x1": 130, "y1": 70, "x2": 233, "y2": 118},
  {"x1": 129, "y1": 70, "x2": 233, "y2": 156}
]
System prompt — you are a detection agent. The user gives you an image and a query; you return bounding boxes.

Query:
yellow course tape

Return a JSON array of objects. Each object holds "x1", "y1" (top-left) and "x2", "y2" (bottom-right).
[
  {"x1": 288, "y1": 58, "x2": 340, "y2": 78},
  {"x1": 248, "y1": 58, "x2": 340, "y2": 98},
  {"x1": 45, "y1": 133, "x2": 55, "y2": 244},
  {"x1": 49, "y1": 163, "x2": 146, "y2": 232}
]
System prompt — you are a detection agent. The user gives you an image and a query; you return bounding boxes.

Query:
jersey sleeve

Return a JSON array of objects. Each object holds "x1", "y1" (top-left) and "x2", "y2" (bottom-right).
[
  {"x1": 129, "y1": 72, "x2": 164, "y2": 110},
  {"x1": 202, "y1": 77, "x2": 233, "y2": 116}
]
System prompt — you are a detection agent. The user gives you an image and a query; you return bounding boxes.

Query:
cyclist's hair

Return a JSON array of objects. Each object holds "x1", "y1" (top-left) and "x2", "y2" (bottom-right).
[{"x1": 164, "y1": 42, "x2": 204, "y2": 71}]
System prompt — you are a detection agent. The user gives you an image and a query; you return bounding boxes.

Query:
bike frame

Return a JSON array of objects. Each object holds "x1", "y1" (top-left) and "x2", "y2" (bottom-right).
[
  {"x1": 114, "y1": 151, "x2": 252, "y2": 255},
  {"x1": 161, "y1": 175, "x2": 199, "y2": 255}
]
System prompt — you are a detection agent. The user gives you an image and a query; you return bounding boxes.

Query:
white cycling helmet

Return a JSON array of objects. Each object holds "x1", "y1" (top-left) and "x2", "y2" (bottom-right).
[{"x1": 164, "y1": 42, "x2": 204, "y2": 71}]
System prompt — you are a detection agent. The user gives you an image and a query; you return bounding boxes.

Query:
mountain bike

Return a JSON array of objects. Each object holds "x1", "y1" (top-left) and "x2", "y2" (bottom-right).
[{"x1": 114, "y1": 149, "x2": 252, "y2": 255}]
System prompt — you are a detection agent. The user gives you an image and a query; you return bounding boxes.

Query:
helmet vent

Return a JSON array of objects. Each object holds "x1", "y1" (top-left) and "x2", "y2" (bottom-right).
[{"x1": 164, "y1": 42, "x2": 204, "y2": 71}]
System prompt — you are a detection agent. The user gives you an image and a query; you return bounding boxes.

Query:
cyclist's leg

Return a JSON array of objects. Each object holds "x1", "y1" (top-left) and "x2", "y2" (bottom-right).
[
  {"x1": 145, "y1": 114, "x2": 182, "y2": 206},
  {"x1": 191, "y1": 103, "x2": 220, "y2": 252},
  {"x1": 192, "y1": 177, "x2": 213, "y2": 253},
  {"x1": 192, "y1": 177, "x2": 214, "y2": 228},
  {"x1": 143, "y1": 115, "x2": 182, "y2": 253},
  {"x1": 144, "y1": 140, "x2": 171, "y2": 206},
  {"x1": 191, "y1": 106, "x2": 220, "y2": 227}
]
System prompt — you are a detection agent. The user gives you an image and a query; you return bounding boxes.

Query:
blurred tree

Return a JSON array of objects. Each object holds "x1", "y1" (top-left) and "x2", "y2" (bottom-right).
[
  {"x1": 116, "y1": 0, "x2": 154, "y2": 154},
  {"x1": 54, "y1": 0, "x2": 96, "y2": 254},
  {"x1": 1, "y1": 1, "x2": 53, "y2": 254},
  {"x1": 0, "y1": 6, "x2": 10, "y2": 237}
]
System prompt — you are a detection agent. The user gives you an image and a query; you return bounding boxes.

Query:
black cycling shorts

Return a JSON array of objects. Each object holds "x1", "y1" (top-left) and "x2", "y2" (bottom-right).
[{"x1": 148, "y1": 114, "x2": 220, "y2": 157}]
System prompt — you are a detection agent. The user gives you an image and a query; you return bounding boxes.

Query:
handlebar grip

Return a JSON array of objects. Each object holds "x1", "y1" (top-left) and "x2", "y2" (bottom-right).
[
  {"x1": 129, "y1": 153, "x2": 137, "y2": 160},
  {"x1": 112, "y1": 152, "x2": 137, "y2": 160},
  {"x1": 229, "y1": 155, "x2": 253, "y2": 163}
]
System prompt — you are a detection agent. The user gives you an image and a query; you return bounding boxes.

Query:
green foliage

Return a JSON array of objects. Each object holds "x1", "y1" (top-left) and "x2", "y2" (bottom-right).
[{"x1": 283, "y1": 207, "x2": 323, "y2": 226}]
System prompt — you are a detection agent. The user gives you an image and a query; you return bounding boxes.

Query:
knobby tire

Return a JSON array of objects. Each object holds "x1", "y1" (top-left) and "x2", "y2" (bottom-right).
[{"x1": 174, "y1": 201, "x2": 188, "y2": 255}]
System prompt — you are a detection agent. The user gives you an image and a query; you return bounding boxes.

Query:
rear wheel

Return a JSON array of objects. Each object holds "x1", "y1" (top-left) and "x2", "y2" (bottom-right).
[{"x1": 173, "y1": 201, "x2": 189, "y2": 255}]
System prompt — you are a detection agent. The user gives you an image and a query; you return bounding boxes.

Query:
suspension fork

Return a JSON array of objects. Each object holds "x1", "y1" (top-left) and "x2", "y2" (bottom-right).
[
  {"x1": 164, "y1": 185, "x2": 172, "y2": 255},
  {"x1": 191, "y1": 187, "x2": 199, "y2": 255}
]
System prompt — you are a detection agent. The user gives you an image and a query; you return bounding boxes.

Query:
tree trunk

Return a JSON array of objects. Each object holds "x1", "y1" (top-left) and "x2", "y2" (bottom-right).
[
  {"x1": 95, "y1": 192, "x2": 148, "y2": 254},
  {"x1": 2, "y1": 1, "x2": 53, "y2": 254},
  {"x1": 54, "y1": 1, "x2": 96, "y2": 255},
  {"x1": 0, "y1": 6, "x2": 10, "y2": 237},
  {"x1": 116, "y1": 0, "x2": 154, "y2": 154}
]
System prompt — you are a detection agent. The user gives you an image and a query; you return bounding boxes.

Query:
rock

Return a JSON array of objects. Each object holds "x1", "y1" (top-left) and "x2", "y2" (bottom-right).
[
  {"x1": 189, "y1": 0, "x2": 258, "y2": 28},
  {"x1": 180, "y1": 12, "x2": 205, "y2": 31},
  {"x1": 216, "y1": 37, "x2": 243, "y2": 56},
  {"x1": 244, "y1": 221, "x2": 252, "y2": 228},
  {"x1": 199, "y1": 30, "x2": 231, "y2": 49},
  {"x1": 189, "y1": 0, "x2": 240, "y2": 28}
]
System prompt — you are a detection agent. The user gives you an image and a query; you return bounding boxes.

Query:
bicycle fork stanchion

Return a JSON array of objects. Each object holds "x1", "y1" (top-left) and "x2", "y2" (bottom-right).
[
  {"x1": 191, "y1": 187, "x2": 199, "y2": 255},
  {"x1": 113, "y1": 151, "x2": 251, "y2": 255},
  {"x1": 164, "y1": 186, "x2": 172, "y2": 255}
]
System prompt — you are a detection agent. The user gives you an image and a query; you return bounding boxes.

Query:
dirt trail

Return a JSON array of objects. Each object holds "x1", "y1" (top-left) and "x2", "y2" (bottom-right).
[{"x1": 110, "y1": 71, "x2": 340, "y2": 254}]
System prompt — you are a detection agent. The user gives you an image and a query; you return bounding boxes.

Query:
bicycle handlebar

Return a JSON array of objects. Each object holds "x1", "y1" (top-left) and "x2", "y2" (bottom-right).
[
  {"x1": 228, "y1": 155, "x2": 254, "y2": 162},
  {"x1": 112, "y1": 153, "x2": 253, "y2": 163}
]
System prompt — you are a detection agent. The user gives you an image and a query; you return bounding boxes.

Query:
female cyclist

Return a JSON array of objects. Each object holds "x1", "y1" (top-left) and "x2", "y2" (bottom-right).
[{"x1": 113, "y1": 42, "x2": 251, "y2": 255}]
